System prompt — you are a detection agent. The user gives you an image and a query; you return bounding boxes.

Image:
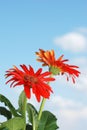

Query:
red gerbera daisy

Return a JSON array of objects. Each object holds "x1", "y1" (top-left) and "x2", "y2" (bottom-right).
[
  {"x1": 36, "y1": 49, "x2": 80, "y2": 83},
  {"x1": 5, "y1": 64, "x2": 55, "y2": 102}
]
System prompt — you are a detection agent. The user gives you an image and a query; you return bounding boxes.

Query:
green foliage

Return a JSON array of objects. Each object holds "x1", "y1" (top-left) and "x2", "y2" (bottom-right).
[
  {"x1": 27, "y1": 104, "x2": 59, "y2": 130},
  {"x1": 0, "y1": 107, "x2": 12, "y2": 120},
  {"x1": 37, "y1": 111, "x2": 59, "y2": 130},
  {"x1": 27, "y1": 103, "x2": 38, "y2": 124},
  {"x1": 0, "y1": 117, "x2": 25, "y2": 130},
  {"x1": 0, "y1": 94, "x2": 19, "y2": 117},
  {"x1": 0, "y1": 127, "x2": 9, "y2": 130},
  {"x1": 27, "y1": 103, "x2": 38, "y2": 130},
  {"x1": 18, "y1": 91, "x2": 27, "y2": 117},
  {"x1": 0, "y1": 90, "x2": 59, "y2": 130}
]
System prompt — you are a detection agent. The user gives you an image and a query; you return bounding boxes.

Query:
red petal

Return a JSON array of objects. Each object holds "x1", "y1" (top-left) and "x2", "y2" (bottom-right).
[
  {"x1": 36, "y1": 84, "x2": 50, "y2": 98},
  {"x1": 29, "y1": 65, "x2": 34, "y2": 75},
  {"x1": 39, "y1": 71, "x2": 51, "y2": 78},
  {"x1": 41, "y1": 77, "x2": 55, "y2": 82},
  {"x1": 13, "y1": 81, "x2": 23, "y2": 87},
  {"x1": 57, "y1": 55, "x2": 64, "y2": 61},
  {"x1": 35, "y1": 68, "x2": 42, "y2": 76},
  {"x1": 32, "y1": 84, "x2": 40, "y2": 102},
  {"x1": 20, "y1": 64, "x2": 29, "y2": 74},
  {"x1": 34, "y1": 90, "x2": 41, "y2": 102},
  {"x1": 72, "y1": 77, "x2": 75, "y2": 84},
  {"x1": 24, "y1": 86, "x2": 31, "y2": 98},
  {"x1": 39, "y1": 81, "x2": 53, "y2": 93}
]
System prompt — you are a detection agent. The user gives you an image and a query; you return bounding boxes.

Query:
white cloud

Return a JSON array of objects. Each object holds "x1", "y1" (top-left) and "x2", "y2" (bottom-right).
[
  {"x1": 47, "y1": 96, "x2": 87, "y2": 130},
  {"x1": 54, "y1": 32, "x2": 87, "y2": 52},
  {"x1": 50, "y1": 95, "x2": 83, "y2": 109},
  {"x1": 75, "y1": 74, "x2": 87, "y2": 92},
  {"x1": 77, "y1": 27, "x2": 87, "y2": 33},
  {"x1": 58, "y1": 107, "x2": 87, "y2": 130}
]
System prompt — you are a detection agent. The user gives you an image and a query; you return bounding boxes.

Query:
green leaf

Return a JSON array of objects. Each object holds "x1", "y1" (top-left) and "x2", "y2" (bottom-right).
[
  {"x1": 0, "y1": 117, "x2": 25, "y2": 130},
  {"x1": 27, "y1": 103, "x2": 38, "y2": 130},
  {"x1": 18, "y1": 91, "x2": 27, "y2": 117},
  {"x1": 0, "y1": 127, "x2": 9, "y2": 130},
  {"x1": 0, "y1": 94, "x2": 19, "y2": 117},
  {"x1": 0, "y1": 107, "x2": 12, "y2": 120},
  {"x1": 37, "y1": 111, "x2": 59, "y2": 130},
  {"x1": 27, "y1": 103, "x2": 38, "y2": 124}
]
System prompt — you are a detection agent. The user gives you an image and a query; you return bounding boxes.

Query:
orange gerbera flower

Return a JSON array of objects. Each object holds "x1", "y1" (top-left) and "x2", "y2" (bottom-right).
[
  {"x1": 36, "y1": 49, "x2": 56, "y2": 66},
  {"x1": 36, "y1": 49, "x2": 80, "y2": 83},
  {"x1": 5, "y1": 64, "x2": 55, "y2": 102}
]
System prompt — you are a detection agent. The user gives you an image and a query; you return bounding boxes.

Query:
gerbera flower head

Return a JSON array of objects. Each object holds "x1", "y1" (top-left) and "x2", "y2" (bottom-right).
[
  {"x1": 36, "y1": 49, "x2": 80, "y2": 83},
  {"x1": 36, "y1": 49, "x2": 56, "y2": 66},
  {"x1": 5, "y1": 64, "x2": 55, "y2": 102}
]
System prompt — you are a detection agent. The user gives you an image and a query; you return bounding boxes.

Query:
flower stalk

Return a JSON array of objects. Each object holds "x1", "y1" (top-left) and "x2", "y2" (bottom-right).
[
  {"x1": 38, "y1": 98, "x2": 46, "y2": 121},
  {"x1": 22, "y1": 93, "x2": 27, "y2": 130}
]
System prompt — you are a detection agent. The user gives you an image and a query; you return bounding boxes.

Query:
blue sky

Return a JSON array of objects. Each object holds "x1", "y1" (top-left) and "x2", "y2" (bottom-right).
[{"x1": 0, "y1": 0, "x2": 87, "y2": 130}]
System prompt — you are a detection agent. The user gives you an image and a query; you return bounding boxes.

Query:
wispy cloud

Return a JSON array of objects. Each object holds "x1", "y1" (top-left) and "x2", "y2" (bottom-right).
[
  {"x1": 75, "y1": 74, "x2": 87, "y2": 92},
  {"x1": 50, "y1": 95, "x2": 83, "y2": 109},
  {"x1": 54, "y1": 30, "x2": 87, "y2": 52},
  {"x1": 76, "y1": 27, "x2": 87, "y2": 33},
  {"x1": 48, "y1": 95, "x2": 87, "y2": 130}
]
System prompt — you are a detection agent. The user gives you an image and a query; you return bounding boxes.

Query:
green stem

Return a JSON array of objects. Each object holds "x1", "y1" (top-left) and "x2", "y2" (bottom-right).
[
  {"x1": 38, "y1": 98, "x2": 46, "y2": 121},
  {"x1": 38, "y1": 75, "x2": 52, "y2": 121},
  {"x1": 22, "y1": 93, "x2": 27, "y2": 130},
  {"x1": 33, "y1": 117, "x2": 36, "y2": 130},
  {"x1": 36, "y1": 75, "x2": 52, "y2": 130}
]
